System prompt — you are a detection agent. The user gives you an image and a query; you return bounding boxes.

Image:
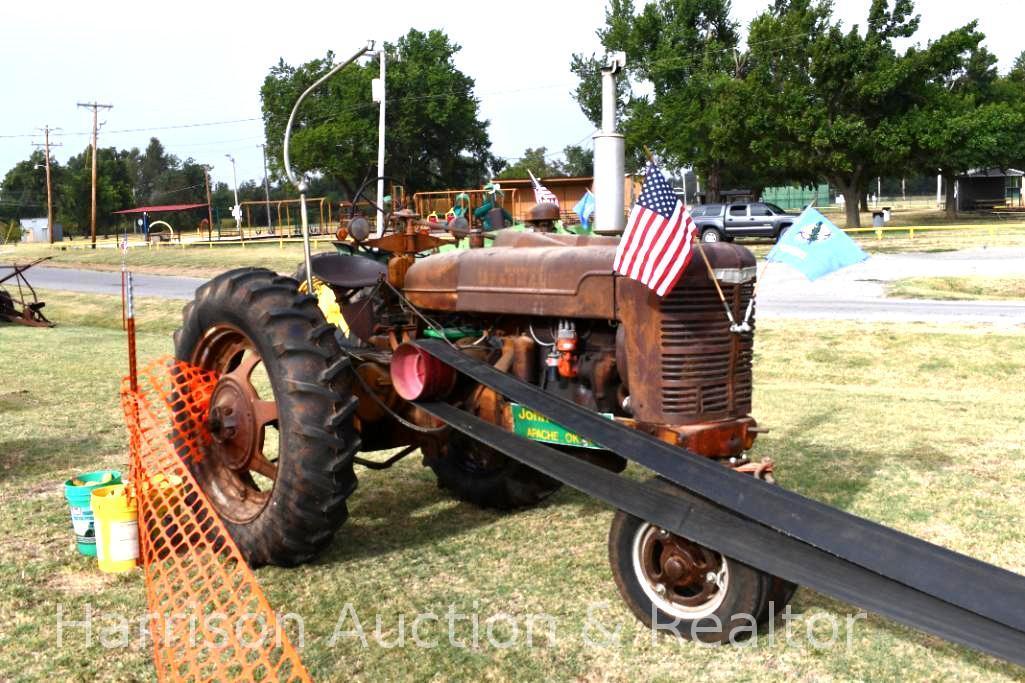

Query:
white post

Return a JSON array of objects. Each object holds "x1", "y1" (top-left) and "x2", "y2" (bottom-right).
[
  {"x1": 936, "y1": 173, "x2": 942, "y2": 208},
  {"x1": 226, "y1": 154, "x2": 241, "y2": 235},
  {"x1": 877, "y1": 177, "x2": 881, "y2": 207},
  {"x1": 261, "y1": 144, "x2": 273, "y2": 234},
  {"x1": 592, "y1": 51, "x2": 626, "y2": 234},
  {"x1": 375, "y1": 46, "x2": 386, "y2": 237}
]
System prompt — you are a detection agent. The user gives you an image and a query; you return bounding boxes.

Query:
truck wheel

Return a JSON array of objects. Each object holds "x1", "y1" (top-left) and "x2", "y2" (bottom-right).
[
  {"x1": 428, "y1": 432, "x2": 562, "y2": 509},
  {"x1": 700, "y1": 228, "x2": 723, "y2": 243},
  {"x1": 174, "y1": 267, "x2": 359, "y2": 567},
  {"x1": 608, "y1": 479, "x2": 776, "y2": 643}
]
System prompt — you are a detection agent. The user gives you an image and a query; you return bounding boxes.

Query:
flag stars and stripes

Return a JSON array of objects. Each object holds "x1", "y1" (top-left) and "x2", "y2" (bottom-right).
[{"x1": 613, "y1": 161, "x2": 698, "y2": 296}]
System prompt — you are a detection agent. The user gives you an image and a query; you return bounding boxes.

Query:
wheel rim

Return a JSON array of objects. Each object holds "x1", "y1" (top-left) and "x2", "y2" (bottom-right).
[
  {"x1": 631, "y1": 523, "x2": 729, "y2": 619},
  {"x1": 191, "y1": 324, "x2": 280, "y2": 524},
  {"x1": 702, "y1": 231, "x2": 720, "y2": 243}
]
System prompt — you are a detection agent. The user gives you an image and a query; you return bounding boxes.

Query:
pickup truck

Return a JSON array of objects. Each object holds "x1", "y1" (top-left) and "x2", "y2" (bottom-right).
[{"x1": 691, "y1": 202, "x2": 794, "y2": 242}]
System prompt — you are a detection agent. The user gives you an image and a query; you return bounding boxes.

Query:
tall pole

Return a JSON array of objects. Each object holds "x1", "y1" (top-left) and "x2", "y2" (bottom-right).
[
  {"x1": 261, "y1": 144, "x2": 273, "y2": 234},
  {"x1": 77, "y1": 102, "x2": 113, "y2": 249},
  {"x1": 203, "y1": 165, "x2": 214, "y2": 242},
  {"x1": 375, "y1": 46, "x2": 386, "y2": 237},
  {"x1": 225, "y1": 154, "x2": 241, "y2": 239},
  {"x1": 33, "y1": 125, "x2": 61, "y2": 244}
]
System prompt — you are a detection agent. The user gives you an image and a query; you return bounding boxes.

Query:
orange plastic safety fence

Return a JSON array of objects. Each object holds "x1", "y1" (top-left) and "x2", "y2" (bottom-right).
[{"x1": 121, "y1": 357, "x2": 311, "y2": 683}]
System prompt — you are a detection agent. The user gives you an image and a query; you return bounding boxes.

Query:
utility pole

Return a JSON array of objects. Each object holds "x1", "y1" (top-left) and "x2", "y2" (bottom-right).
[
  {"x1": 77, "y1": 101, "x2": 113, "y2": 249},
  {"x1": 260, "y1": 144, "x2": 273, "y2": 234},
  {"x1": 372, "y1": 44, "x2": 386, "y2": 236},
  {"x1": 203, "y1": 165, "x2": 214, "y2": 242},
  {"x1": 33, "y1": 125, "x2": 62, "y2": 243}
]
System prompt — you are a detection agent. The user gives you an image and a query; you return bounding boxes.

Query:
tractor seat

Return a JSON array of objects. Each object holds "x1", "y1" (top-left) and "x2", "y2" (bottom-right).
[{"x1": 296, "y1": 253, "x2": 387, "y2": 289}]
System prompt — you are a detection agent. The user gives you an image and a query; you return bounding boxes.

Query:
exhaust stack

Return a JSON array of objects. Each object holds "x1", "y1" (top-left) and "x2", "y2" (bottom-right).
[{"x1": 592, "y1": 52, "x2": 626, "y2": 235}]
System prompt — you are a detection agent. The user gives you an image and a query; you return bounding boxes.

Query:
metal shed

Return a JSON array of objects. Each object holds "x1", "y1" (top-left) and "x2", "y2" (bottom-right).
[{"x1": 18, "y1": 217, "x2": 62, "y2": 243}]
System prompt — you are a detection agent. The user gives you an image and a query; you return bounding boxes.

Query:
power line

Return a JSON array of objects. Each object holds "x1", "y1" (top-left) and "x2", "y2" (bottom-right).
[{"x1": 0, "y1": 116, "x2": 261, "y2": 140}]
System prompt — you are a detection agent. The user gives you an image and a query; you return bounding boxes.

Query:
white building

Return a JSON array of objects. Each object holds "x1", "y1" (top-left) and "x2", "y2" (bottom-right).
[{"x1": 18, "y1": 217, "x2": 62, "y2": 243}]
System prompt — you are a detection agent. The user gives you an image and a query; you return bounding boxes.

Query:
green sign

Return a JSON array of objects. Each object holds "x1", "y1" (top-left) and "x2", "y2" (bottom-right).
[{"x1": 510, "y1": 403, "x2": 611, "y2": 450}]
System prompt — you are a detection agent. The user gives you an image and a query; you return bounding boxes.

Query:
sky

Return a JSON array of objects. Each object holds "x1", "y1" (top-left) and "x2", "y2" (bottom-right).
[{"x1": 0, "y1": 0, "x2": 1021, "y2": 195}]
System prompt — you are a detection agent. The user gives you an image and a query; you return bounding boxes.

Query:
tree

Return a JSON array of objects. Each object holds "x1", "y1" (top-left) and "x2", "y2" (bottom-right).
[
  {"x1": 570, "y1": 0, "x2": 761, "y2": 200},
  {"x1": 561, "y1": 145, "x2": 594, "y2": 176},
  {"x1": 909, "y1": 41, "x2": 1025, "y2": 217},
  {"x1": 743, "y1": 0, "x2": 993, "y2": 227},
  {"x1": 58, "y1": 146, "x2": 135, "y2": 234},
  {"x1": 1010, "y1": 51, "x2": 1025, "y2": 85},
  {"x1": 0, "y1": 150, "x2": 54, "y2": 222},
  {"x1": 136, "y1": 137, "x2": 170, "y2": 203},
  {"x1": 261, "y1": 29, "x2": 496, "y2": 196},
  {"x1": 497, "y1": 147, "x2": 564, "y2": 179}
]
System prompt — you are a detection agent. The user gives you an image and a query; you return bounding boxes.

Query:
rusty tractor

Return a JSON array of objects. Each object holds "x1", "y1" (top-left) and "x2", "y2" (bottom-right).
[{"x1": 171, "y1": 43, "x2": 1025, "y2": 663}]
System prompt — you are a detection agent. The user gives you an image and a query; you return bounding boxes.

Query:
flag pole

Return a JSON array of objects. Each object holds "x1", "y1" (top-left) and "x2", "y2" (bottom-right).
[{"x1": 642, "y1": 146, "x2": 740, "y2": 330}]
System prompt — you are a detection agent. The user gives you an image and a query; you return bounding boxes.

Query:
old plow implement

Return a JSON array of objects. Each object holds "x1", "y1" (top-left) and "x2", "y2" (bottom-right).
[{"x1": 0, "y1": 257, "x2": 54, "y2": 327}]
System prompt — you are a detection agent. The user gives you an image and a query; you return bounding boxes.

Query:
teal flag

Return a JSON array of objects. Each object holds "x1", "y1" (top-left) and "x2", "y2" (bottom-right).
[{"x1": 766, "y1": 208, "x2": 868, "y2": 280}]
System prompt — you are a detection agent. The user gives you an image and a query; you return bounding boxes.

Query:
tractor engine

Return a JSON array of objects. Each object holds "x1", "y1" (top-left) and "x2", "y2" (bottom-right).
[{"x1": 398, "y1": 230, "x2": 759, "y2": 460}]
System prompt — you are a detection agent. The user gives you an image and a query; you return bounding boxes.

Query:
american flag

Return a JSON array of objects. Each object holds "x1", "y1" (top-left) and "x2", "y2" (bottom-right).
[
  {"x1": 613, "y1": 161, "x2": 697, "y2": 296},
  {"x1": 528, "y1": 170, "x2": 559, "y2": 206}
]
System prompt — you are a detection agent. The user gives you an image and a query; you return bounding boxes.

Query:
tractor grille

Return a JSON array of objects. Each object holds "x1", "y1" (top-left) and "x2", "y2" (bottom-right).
[{"x1": 658, "y1": 282, "x2": 754, "y2": 423}]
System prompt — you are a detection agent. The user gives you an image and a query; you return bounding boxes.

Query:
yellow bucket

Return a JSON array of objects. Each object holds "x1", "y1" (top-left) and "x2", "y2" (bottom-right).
[{"x1": 91, "y1": 484, "x2": 139, "y2": 573}]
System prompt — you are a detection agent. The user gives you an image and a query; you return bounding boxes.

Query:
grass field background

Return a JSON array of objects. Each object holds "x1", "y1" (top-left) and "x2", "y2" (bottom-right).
[
  {"x1": 888, "y1": 276, "x2": 1025, "y2": 301},
  {"x1": 1, "y1": 292, "x2": 1024, "y2": 681}
]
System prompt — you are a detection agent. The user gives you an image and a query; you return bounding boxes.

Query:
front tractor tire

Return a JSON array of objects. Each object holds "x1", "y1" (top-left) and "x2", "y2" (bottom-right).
[
  {"x1": 428, "y1": 432, "x2": 562, "y2": 510},
  {"x1": 608, "y1": 479, "x2": 792, "y2": 643},
  {"x1": 174, "y1": 267, "x2": 359, "y2": 567}
]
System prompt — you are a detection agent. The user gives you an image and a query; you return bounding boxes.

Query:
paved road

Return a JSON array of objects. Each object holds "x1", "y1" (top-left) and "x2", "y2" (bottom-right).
[
  {"x1": 7, "y1": 247, "x2": 1025, "y2": 325},
  {"x1": 4, "y1": 266, "x2": 205, "y2": 300}
]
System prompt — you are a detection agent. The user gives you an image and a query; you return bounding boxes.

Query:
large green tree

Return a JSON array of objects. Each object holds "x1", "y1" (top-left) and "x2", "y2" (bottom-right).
[
  {"x1": 910, "y1": 43, "x2": 1025, "y2": 216},
  {"x1": 261, "y1": 29, "x2": 496, "y2": 196},
  {"x1": 739, "y1": 0, "x2": 996, "y2": 226},
  {"x1": 571, "y1": 0, "x2": 766, "y2": 199},
  {"x1": 58, "y1": 146, "x2": 136, "y2": 234}
]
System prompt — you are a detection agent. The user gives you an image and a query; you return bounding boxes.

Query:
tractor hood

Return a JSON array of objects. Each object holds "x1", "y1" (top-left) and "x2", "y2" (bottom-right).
[{"x1": 403, "y1": 230, "x2": 755, "y2": 321}]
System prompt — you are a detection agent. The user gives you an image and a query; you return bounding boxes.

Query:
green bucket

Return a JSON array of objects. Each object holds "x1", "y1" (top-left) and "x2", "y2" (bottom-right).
[{"x1": 63, "y1": 470, "x2": 122, "y2": 556}]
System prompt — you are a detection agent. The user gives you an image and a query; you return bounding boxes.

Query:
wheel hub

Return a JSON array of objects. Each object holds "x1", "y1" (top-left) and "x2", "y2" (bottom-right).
[
  {"x1": 637, "y1": 525, "x2": 725, "y2": 613},
  {"x1": 188, "y1": 323, "x2": 281, "y2": 524},
  {"x1": 208, "y1": 376, "x2": 259, "y2": 469}
]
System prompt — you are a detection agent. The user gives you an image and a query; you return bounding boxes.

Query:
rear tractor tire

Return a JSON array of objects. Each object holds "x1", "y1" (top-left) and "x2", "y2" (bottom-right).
[
  {"x1": 428, "y1": 432, "x2": 562, "y2": 510},
  {"x1": 608, "y1": 479, "x2": 794, "y2": 643},
  {"x1": 174, "y1": 267, "x2": 360, "y2": 567}
]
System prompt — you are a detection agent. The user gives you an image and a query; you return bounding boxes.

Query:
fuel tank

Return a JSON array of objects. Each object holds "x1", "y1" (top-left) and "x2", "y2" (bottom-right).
[
  {"x1": 403, "y1": 231, "x2": 621, "y2": 318},
  {"x1": 403, "y1": 229, "x2": 754, "y2": 324}
]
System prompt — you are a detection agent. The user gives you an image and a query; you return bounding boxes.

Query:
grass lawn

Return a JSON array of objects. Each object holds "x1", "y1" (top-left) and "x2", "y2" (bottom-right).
[
  {"x1": 888, "y1": 276, "x2": 1025, "y2": 301},
  {"x1": 2, "y1": 293, "x2": 1025, "y2": 681}
]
